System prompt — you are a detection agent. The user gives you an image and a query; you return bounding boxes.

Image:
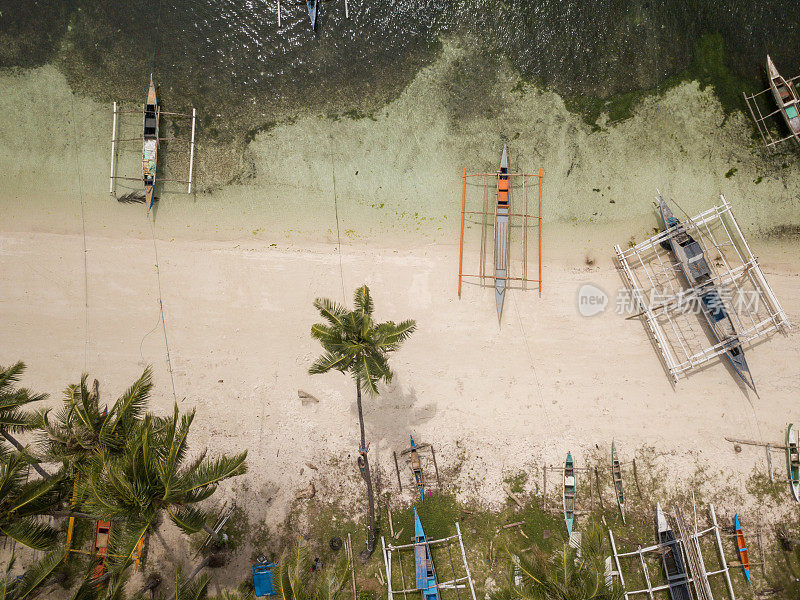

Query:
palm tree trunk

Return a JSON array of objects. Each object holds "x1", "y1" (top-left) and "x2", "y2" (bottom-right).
[
  {"x1": 355, "y1": 380, "x2": 376, "y2": 556},
  {"x1": 1, "y1": 431, "x2": 51, "y2": 479}
]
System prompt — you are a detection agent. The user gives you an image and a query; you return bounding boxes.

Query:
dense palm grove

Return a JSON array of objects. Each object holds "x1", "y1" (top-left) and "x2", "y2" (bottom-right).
[{"x1": 0, "y1": 362, "x2": 247, "y2": 598}]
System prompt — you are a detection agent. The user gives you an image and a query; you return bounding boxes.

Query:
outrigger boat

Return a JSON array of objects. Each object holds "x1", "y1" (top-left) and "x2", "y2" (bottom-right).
[
  {"x1": 142, "y1": 75, "x2": 159, "y2": 212},
  {"x1": 734, "y1": 514, "x2": 751, "y2": 584},
  {"x1": 494, "y1": 144, "x2": 510, "y2": 321},
  {"x1": 787, "y1": 424, "x2": 799, "y2": 502},
  {"x1": 413, "y1": 509, "x2": 441, "y2": 600},
  {"x1": 611, "y1": 442, "x2": 626, "y2": 524},
  {"x1": 767, "y1": 55, "x2": 800, "y2": 145},
  {"x1": 307, "y1": 0, "x2": 317, "y2": 30},
  {"x1": 563, "y1": 452, "x2": 575, "y2": 539},
  {"x1": 93, "y1": 520, "x2": 112, "y2": 579},
  {"x1": 409, "y1": 435, "x2": 425, "y2": 500},
  {"x1": 656, "y1": 504, "x2": 691, "y2": 600},
  {"x1": 109, "y1": 76, "x2": 196, "y2": 213},
  {"x1": 657, "y1": 194, "x2": 756, "y2": 392}
]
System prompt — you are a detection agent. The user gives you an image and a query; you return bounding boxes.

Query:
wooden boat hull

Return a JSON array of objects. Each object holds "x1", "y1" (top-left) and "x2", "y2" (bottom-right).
[
  {"x1": 611, "y1": 441, "x2": 625, "y2": 524},
  {"x1": 734, "y1": 514, "x2": 751, "y2": 584},
  {"x1": 142, "y1": 76, "x2": 159, "y2": 213},
  {"x1": 787, "y1": 424, "x2": 799, "y2": 501},
  {"x1": 657, "y1": 195, "x2": 755, "y2": 391},
  {"x1": 494, "y1": 145, "x2": 510, "y2": 321},
  {"x1": 413, "y1": 509, "x2": 440, "y2": 600},
  {"x1": 767, "y1": 55, "x2": 800, "y2": 145},
  {"x1": 563, "y1": 451, "x2": 575, "y2": 538},
  {"x1": 93, "y1": 520, "x2": 112, "y2": 580},
  {"x1": 410, "y1": 435, "x2": 424, "y2": 500},
  {"x1": 656, "y1": 504, "x2": 691, "y2": 600}
]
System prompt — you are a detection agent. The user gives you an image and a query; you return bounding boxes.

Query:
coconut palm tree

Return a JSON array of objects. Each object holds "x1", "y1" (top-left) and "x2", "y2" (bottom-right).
[
  {"x1": 36, "y1": 368, "x2": 152, "y2": 474},
  {"x1": 0, "y1": 362, "x2": 49, "y2": 478},
  {"x1": 81, "y1": 403, "x2": 247, "y2": 572},
  {"x1": 490, "y1": 526, "x2": 623, "y2": 600},
  {"x1": 309, "y1": 285, "x2": 416, "y2": 555},
  {"x1": 0, "y1": 449, "x2": 63, "y2": 550}
]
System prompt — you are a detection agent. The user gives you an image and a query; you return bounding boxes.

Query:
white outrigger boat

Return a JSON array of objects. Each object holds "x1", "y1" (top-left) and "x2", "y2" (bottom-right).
[
  {"x1": 767, "y1": 55, "x2": 800, "y2": 145},
  {"x1": 657, "y1": 194, "x2": 756, "y2": 392},
  {"x1": 743, "y1": 55, "x2": 800, "y2": 149},
  {"x1": 109, "y1": 74, "x2": 197, "y2": 214}
]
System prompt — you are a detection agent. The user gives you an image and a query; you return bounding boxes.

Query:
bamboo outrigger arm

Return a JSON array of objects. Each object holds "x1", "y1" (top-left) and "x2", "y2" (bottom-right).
[{"x1": 109, "y1": 101, "x2": 197, "y2": 197}]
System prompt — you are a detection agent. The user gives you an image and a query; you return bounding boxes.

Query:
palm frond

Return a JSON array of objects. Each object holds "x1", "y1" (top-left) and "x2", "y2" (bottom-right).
[
  {"x1": 181, "y1": 452, "x2": 248, "y2": 494},
  {"x1": 308, "y1": 352, "x2": 351, "y2": 375},
  {"x1": 316, "y1": 553, "x2": 349, "y2": 600},
  {"x1": 312, "y1": 298, "x2": 348, "y2": 328},
  {"x1": 106, "y1": 520, "x2": 150, "y2": 574},
  {"x1": 106, "y1": 367, "x2": 152, "y2": 437},
  {"x1": 168, "y1": 505, "x2": 208, "y2": 535},
  {"x1": 0, "y1": 517, "x2": 59, "y2": 551},
  {"x1": 6, "y1": 475, "x2": 63, "y2": 516},
  {"x1": 0, "y1": 363, "x2": 47, "y2": 405},
  {"x1": 175, "y1": 572, "x2": 210, "y2": 600},
  {"x1": 275, "y1": 546, "x2": 310, "y2": 600},
  {"x1": 377, "y1": 319, "x2": 417, "y2": 347},
  {"x1": 7, "y1": 550, "x2": 62, "y2": 600},
  {"x1": 355, "y1": 354, "x2": 392, "y2": 397},
  {"x1": 0, "y1": 408, "x2": 31, "y2": 434},
  {"x1": 352, "y1": 285, "x2": 374, "y2": 317}
]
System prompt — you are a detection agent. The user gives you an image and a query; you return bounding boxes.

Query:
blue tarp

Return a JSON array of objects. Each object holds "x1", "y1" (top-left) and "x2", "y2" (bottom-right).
[{"x1": 253, "y1": 562, "x2": 276, "y2": 597}]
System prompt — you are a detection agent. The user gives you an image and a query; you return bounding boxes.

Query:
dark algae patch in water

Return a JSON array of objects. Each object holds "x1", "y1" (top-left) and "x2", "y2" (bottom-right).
[
  {"x1": 48, "y1": 0, "x2": 447, "y2": 143},
  {"x1": 0, "y1": 0, "x2": 74, "y2": 68},
  {"x1": 4, "y1": 0, "x2": 800, "y2": 189}
]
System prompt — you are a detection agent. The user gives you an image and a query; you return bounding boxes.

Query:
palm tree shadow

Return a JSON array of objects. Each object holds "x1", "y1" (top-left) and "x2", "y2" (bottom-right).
[{"x1": 359, "y1": 379, "x2": 437, "y2": 450}]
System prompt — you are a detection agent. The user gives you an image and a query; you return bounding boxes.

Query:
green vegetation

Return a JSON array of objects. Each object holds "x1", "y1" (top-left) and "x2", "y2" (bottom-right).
[
  {"x1": 491, "y1": 525, "x2": 622, "y2": 600},
  {"x1": 0, "y1": 362, "x2": 248, "y2": 598},
  {"x1": 503, "y1": 471, "x2": 528, "y2": 495},
  {"x1": 309, "y1": 285, "x2": 416, "y2": 556}
]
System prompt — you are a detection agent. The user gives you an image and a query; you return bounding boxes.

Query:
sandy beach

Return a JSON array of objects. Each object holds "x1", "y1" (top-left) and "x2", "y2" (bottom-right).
[
  {"x1": 2, "y1": 44, "x2": 800, "y2": 590},
  {"x1": 2, "y1": 228, "x2": 798, "y2": 563}
]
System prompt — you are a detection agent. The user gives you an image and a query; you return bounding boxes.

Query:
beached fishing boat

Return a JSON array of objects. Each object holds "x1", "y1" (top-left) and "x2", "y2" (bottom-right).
[
  {"x1": 409, "y1": 435, "x2": 425, "y2": 500},
  {"x1": 307, "y1": 0, "x2": 317, "y2": 30},
  {"x1": 611, "y1": 442, "x2": 625, "y2": 524},
  {"x1": 734, "y1": 514, "x2": 751, "y2": 584},
  {"x1": 93, "y1": 520, "x2": 112, "y2": 579},
  {"x1": 787, "y1": 424, "x2": 799, "y2": 502},
  {"x1": 656, "y1": 503, "x2": 691, "y2": 600},
  {"x1": 494, "y1": 145, "x2": 510, "y2": 321},
  {"x1": 767, "y1": 55, "x2": 800, "y2": 145},
  {"x1": 413, "y1": 509, "x2": 440, "y2": 600},
  {"x1": 657, "y1": 194, "x2": 756, "y2": 392},
  {"x1": 142, "y1": 75, "x2": 159, "y2": 212},
  {"x1": 563, "y1": 452, "x2": 575, "y2": 539}
]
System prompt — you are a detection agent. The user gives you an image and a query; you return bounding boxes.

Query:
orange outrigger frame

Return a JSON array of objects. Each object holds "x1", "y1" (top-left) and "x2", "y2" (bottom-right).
[
  {"x1": 457, "y1": 167, "x2": 543, "y2": 297},
  {"x1": 64, "y1": 515, "x2": 145, "y2": 575}
]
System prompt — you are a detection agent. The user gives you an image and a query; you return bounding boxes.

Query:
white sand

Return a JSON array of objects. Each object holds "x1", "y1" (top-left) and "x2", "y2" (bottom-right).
[{"x1": 2, "y1": 46, "x2": 800, "y2": 584}]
